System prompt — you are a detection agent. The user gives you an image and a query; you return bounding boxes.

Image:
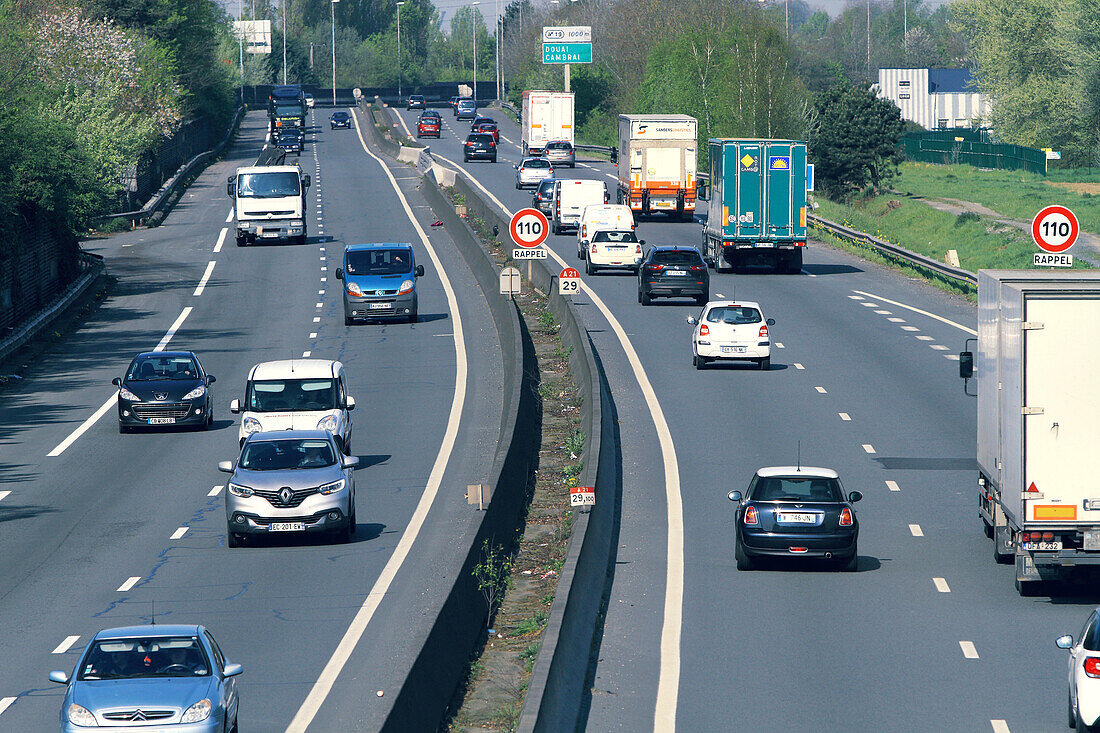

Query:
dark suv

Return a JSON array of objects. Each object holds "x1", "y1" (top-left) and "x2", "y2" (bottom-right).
[
  {"x1": 407, "y1": 95, "x2": 426, "y2": 109},
  {"x1": 533, "y1": 178, "x2": 558, "y2": 215},
  {"x1": 464, "y1": 133, "x2": 497, "y2": 163},
  {"x1": 637, "y1": 246, "x2": 709, "y2": 306}
]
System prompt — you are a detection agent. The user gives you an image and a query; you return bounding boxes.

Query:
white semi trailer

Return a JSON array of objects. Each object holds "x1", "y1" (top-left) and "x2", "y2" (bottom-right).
[{"x1": 521, "y1": 90, "x2": 574, "y2": 158}]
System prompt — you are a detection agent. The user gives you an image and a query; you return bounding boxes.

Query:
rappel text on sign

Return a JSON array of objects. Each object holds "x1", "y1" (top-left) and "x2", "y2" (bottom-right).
[
  {"x1": 1034, "y1": 253, "x2": 1073, "y2": 267},
  {"x1": 513, "y1": 248, "x2": 548, "y2": 260}
]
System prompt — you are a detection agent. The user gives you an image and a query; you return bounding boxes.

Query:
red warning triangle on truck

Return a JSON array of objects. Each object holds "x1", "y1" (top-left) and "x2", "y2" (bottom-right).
[{"x1": 1027, "y1": 482, "x2": 1039, "y2": 493}]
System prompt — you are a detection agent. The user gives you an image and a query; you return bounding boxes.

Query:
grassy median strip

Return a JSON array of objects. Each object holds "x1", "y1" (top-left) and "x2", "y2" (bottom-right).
[{"x1": 440, "y1": 190, "x2": 583, "y2": 733}]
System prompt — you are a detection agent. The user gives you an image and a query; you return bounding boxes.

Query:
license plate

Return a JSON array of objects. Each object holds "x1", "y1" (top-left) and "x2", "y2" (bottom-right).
[
  {"x1": 269, "y1": 522, "x2": 305, "y2": 532},
  {"x1": 756, "y1": 242, "x2": 776, "y2": 248},
  {"x1": 666, "y1": 270, "x2": 687, "y2": 276},
  {"x1": 1023, "y1": 541, "x2": 1062, "y2": 551},
  {"x1": 369, "y1": 302, "x2": 390, "y2": 310},
  {"x1": 262, "y1": 231, "x2": 278, "y2": 238},
  {"x1": 609, "y1": 246, "x2": 626, "y2": 252},
  {"x1": 148, "y1": 417, "x2": 176, "y2": 425},
  {"x1": 722, "y1": 346, "x2": 747, "y2": 354},
  {"x1": 777, "y1": 513, "x2": 816, "y2": 524}
]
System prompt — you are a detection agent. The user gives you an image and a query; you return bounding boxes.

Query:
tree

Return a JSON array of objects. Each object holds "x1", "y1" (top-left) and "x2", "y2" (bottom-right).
[{"x1": 809, "y1": 83, "x2": 904, "y2": 199}]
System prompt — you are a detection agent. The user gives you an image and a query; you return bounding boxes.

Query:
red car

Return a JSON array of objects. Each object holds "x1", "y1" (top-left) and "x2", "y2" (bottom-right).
[
  {"x1": 417, "y1": 115, "x2": 441, "y2": 138},
  {"x1": 473, "y1": 122, "x2": 498, "y2": 143}
]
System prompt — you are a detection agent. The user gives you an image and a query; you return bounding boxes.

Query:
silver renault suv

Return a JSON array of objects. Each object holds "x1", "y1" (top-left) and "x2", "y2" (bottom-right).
[{"x1": 218, "y1": 430, "x2": 358, "y2": 547}]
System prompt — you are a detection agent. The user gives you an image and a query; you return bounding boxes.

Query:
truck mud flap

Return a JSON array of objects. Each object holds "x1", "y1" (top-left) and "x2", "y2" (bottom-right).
[{"x1": 1016, "y1": 549, "x2": 1043, "y2": 581}]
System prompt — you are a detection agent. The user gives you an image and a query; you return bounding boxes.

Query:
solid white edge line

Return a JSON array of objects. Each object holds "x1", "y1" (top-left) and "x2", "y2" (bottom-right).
[
  {"x1": 0, "y1": 697, "x2": 14, "y2": 716},
  {"x1": 960, "y1": 641, "x2": 979, "y2": 659},
  {"x1": 430, "y1": 148, "x2": 685, "y2": 733},
  {"x1": 117, "y1": 576, "x2": 141, "y2": 592},
  {"x1": 852, "y1": 289, "x2": 977, "y2": 336},
  {"x1": 0, "y1": 491, "x2": 9, "y2": 501},
  {"x1": 213, "y1": 227, "x2": 227, "y2": 253},
  {"x1": 393, "y1": 107, "x2": 413, "y2": 137},
  {"x1": 192, "y1": 261, "x2": 217, "y2": 296},
  {"x1": 170, "y1": 527, "x2": 189, "y2": 540},
  {"x1": 52, "y1": 635, "x2": 80, "y2": 654},
  {"x1": 225, "y1": 208, "x2": 233, "y2": 223},
  {"x1": 283, "y1": 110, "x2": 469, "y2": 733}
]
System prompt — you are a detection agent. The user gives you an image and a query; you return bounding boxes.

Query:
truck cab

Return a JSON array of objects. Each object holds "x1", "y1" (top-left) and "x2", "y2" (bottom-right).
[{"x1": 227, "y1": 165, "x2": 310, "y2": 246}]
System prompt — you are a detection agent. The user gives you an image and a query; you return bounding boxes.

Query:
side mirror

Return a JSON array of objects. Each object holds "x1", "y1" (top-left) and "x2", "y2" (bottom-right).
[
  {"x1": 226, "y1": 182, "x2": 236, "y2": 197},
  {"x1": 639, "y1": 240, "x2": 646, "y2": 245},
  {"x1": 959, "y1": 351, "x2": 974, "y2": 379},
  {"x1": 848, "y1": 491, "x2": 864, "y2": 503},
  {"x1": 223, "y1": 663, "x2": 244, "y2": 678},
  {"x1": 302, "y1": 174, "x2": 311, "y2": 188},
  {"x1": 343, "y1": 455, "x2": 360, "y2": 469},
  {"x1": 217, "y1": 460, "x2": 235, "y2": 473},
  {"x1": 206, "y1": 375, "x2": 216, "y2": 384},
  {"x1": 48, "y1": 670, "x2": 69, "y2": 684},
  {"x1": 230, "y1": 399, "x2": 241, "y2": 414},
  {"x1": 513, "y1": 164, "x2": 518, "y2": 169},
  {"x1": 1056, "y1": 635, "x2": 1074, "y2": 650},
  {"x1": 766, "y1": 318, "x2": 775, "y2": 326},
  {"x1": 728, "y1": 490, "x2": 742, "y2": 502},
  {"x1": 112, "y1": 377, "x2": 122, "y2": 386},
  {"x1": 335, "y1": 268, "x2": 344, "y2": 280},
  {"x1": 686, "y1": 316, "x2": 697, "y2": 325},
  {"x1": 415, "y1": 264, "x2": 425, "y2": 277},
  {"x1": 345, "y1": 396, "x2": 356, "y2": 410}
]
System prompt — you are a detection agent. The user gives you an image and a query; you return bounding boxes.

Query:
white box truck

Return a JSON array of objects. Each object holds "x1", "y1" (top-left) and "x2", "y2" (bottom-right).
[
  {"x1": 617, "y1": 114, "x2": 697, "y2": 221},
  {"x1": 960, "y1": 270, "x2": 1100, "y2": 594},
  {"x1": 227, "y1": 163, "x2": 311, "y2": 246},
  {"x1": 521, "y1": 90, "x2": 574, "y2": 158}
]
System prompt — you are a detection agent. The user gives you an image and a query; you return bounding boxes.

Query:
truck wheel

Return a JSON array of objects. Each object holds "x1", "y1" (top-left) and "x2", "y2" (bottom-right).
[
  {"x1": 786, "y1": 250, "x2": 804, "y2": 274},
  {"x1": 236, "y1": 233, "x2": 246, "y2": 247}
]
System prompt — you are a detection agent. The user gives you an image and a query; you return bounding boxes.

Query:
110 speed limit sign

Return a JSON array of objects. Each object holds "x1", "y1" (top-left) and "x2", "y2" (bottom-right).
[
  {"x1": 510, "y1": 208, "x2": 549, "y2": 248},
  {"x1": 1032, "y1": 205, "x2": 1079, "y2": 253}
]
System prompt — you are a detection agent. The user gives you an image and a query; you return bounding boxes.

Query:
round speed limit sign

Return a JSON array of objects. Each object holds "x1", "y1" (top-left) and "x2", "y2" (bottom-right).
[
  {"x1": 1032, "y1": 205, "x2": 1079, "y2": 253},
  {"x1": 510, "y1": 208, "x2": 549, "y2": 248}
]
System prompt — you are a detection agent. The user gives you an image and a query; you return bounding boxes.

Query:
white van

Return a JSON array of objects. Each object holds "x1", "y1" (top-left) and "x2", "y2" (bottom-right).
[
  {"x1": 577, "y1": 204, "x2": 635, "y2": 258},
  {"x1": 230, "y1": 359, "x2": 355, "y2": 452},
  {"x1": 552, "y1": 179, "x2": 607, "y2": 235}
]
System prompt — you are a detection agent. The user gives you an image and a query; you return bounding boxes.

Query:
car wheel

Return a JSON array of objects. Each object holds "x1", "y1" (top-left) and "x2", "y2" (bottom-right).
[
  {"x1": 759, "y1": 357, "x2": 771, "y2": 371},
  {"x1": 735, "y1": 536, "x2": 755, "y2": 570},
  {"x1": 204, "y1": 411, "x2": 214, "y2": 430},
  {"x1": 640, "y1": 290, "x2": 652, "y2": 306},
  {"x1": 585, "y1": 258, "x2": 595, "y2": 276},
  {"x1": 227, "y1": 527, "x2": 243, "y2": 548},
  {"x1": 695, "y1": 293, "x2": 708, "y2": 306},
  {"x1": 1070, "y1": 690, "x2": 1077, "y2": 729},
  {"x1": 693, "y1": 353, "x2": 706, "y2": 370},
  {"x1": 491, "y1": 156, "x2": 497, "y2": 163},
  {"x1": 515, "y1": 182, "x2": 521, "y2": 189},
  {"x1": 1076, "y1": 707, "x2": 1094, "y2": 733},
  {"x1": 840, "y1": 547, "x2": 858, "y2": 572}
]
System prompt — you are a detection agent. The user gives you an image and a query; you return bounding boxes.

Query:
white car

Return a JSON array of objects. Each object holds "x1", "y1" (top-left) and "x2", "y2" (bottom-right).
[
  {"x1": 515, "y1": 158, "x2": 553, "y2": 189},
  {"x1": 585, "y1": 230, "x2": 644, "y2": 274},
  {"x1": 304, "y1": 93, "x2": 315, "y2": 109},
  {"x1": 686, "y1": 301, "x2": 774, "y2": 370},
  {"x1": 1057, "y1": 610, "x2": 1100, "y2": 731},
  {"x1": 230, "y1": 359, "x2": 355, "y2": 452},
  {"x1": 577, "y1": 204, "x2": 634, "y2": 258}
]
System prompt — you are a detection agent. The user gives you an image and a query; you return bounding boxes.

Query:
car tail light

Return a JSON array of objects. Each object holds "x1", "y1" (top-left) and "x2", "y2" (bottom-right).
[
  {"x1": 690, "y1": 264, "x2": 706, "y2": 271},
  {"x1": 591, "y1": 243, "x2": 597, "y2": 254},
  {"x1": 1020, "y1": 531, "x2": 1030, "y2": 542},
  {"x1": 839, "y1": 507, "x2": 853, "y2": 526},
  {"x1": 581, "y1": 224, "x2": 587, "y2": 237},
  {"x1": 744, "y1": 506, "x2": 759, "y2": 525},
  {"x1": 645, "y1": 264, "x2": 664, "y2": 272},
  {"x1": 636, "y1": 245, "x2": 642, "y2": 254},
  {"x1": 789, "y1": 547, "x2": 808, "y2": 553},
  {"x1": 1086, "y1": 658, "x2": 1100, "y2": 678},
  {"x1": 758, "y1": 324, "x2": 769, "y2": 338},
  {"x1": 699, "y1": 324, "x2": 710, "y2": 336},
  {"x1": 465, "y1": 141, "x2": 473, "y2": 146}
]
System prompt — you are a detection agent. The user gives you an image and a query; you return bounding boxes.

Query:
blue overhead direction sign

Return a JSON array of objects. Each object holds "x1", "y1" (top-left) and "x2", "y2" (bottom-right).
[{"x1": 543, "y1": 43, "x2": 592, "y2": 64}]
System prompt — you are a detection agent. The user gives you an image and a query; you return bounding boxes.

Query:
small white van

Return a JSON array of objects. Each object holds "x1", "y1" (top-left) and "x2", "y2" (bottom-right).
[
  {"x1": 230, "y1": 359, "x2": 355, "y2": 452},
  {"x1": 552, "y1": 179, "x2": 607, "y2": 235},
  {"x1": 577, "y1": 204, "x2": 635, "y2": 258}
]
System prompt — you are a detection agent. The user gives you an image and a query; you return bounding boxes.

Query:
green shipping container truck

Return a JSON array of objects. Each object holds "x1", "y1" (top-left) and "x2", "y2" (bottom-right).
[{"x1": 702, "y1": 139, "x2": 808, "y2": 274}]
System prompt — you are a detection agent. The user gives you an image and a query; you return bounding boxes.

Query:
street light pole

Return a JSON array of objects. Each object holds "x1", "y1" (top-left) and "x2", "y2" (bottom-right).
[
  {"x1": 397, "y1": 2, "x2": 405, "y2": 99},
  {"x1": 238, "y1": 0, "x2": 244, "y2": 102},
  {"x1": 472, "y1": 1, "x2": 480, "y2": 103},
  {"x1": 495, "y1": 0, "x2": 500, "y2": 101},
  {"x1": 331, "y1": 0, "x2": 338, "y2": 106},
  {"x1": 282, "y1": 0, "x2": 287, "y2": 85}
]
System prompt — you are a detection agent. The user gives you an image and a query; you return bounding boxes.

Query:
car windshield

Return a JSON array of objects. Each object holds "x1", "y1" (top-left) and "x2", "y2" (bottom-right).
[
  {"x1": 239, "y1": 438, "x2": 336, "y2": 470},
  {"x1": 651, "y1": 250, "x2": 702, "y2": 265},
  {"x1": 331, "y1": 112, "x2": 349, "y2": 120},
  {"x1": 751, "y1": 476, "x2": 843, "y2": 502},
  {"x1": 706, "y1": 306, "x2": 762, "y2": 325},
  {"x1": 246, "y1": 378, "x2": 337, "y2": 412},
  {"x1": 523, "y1": 159, "x2": 550, "y2": 169},
  {"x1": 273, "y1": 104, "x2": 304, "y2": 117},
  {"x1": 547, "y1": 142, "x2": 572, "y2": 150},
  {"x1": 345, "y1": 248, "x2": 413, "y2": 275},
  {"x1": 78, "y1": 637, "x2": 211, "y2": 680},
  {"x1": 237, "y1": 172, "x2": 301, "y2": 198},
  {"x1": 458, "y1": 101, "x2": 475, "y2": 109},
  {"x1": 126, "y1": 356, "x2": 199, "y2": 381},
  {"x1": 469, "y1": 134, "x2": 493, "y2": 143},
  {"x1": 593, "y1": 230, "x2": 638, "y2": 243}
]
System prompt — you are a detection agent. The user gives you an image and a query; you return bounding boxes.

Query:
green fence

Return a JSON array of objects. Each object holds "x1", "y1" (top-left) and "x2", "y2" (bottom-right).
[{"x1": 901, "y1": 130, "x2": 1047, "y2": 175}]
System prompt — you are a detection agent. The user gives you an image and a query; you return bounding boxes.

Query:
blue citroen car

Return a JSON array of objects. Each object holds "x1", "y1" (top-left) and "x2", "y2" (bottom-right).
[
  {"x1": 336, "y1": 243, "x2": 424, "y2": 324},
  {"x1": 49, "y1": 624, "x2": 241, "y2": 732}
]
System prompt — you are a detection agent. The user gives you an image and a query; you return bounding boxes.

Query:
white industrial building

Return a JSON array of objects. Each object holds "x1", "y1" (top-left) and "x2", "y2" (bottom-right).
[{"x1": 876, "y1": 68, "x2": 992, "y2": 130}]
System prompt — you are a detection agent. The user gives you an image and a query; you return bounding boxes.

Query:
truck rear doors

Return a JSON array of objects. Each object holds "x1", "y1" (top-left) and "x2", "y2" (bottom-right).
[{"x1": 718, "y1": 140, "x2": 806, "y2": 242}]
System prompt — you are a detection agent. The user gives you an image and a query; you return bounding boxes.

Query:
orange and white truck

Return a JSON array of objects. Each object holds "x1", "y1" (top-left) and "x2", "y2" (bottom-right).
[
  {"x1": 616, "y1": 114, "x2": 697, "y2": 220},
  {"x1": 521, "y1": 90, "x2": 574, "y2": 157}
]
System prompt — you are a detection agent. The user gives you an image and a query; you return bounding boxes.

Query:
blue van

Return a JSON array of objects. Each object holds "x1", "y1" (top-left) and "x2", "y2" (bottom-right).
[{"x1": 336, "y1": 243, "x2": 424, "y2": 324}]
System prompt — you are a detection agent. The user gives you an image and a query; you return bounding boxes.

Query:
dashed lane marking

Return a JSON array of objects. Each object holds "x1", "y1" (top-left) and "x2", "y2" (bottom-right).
[
  {"x1": 862, "y1": 444, "x2": 876, "y2": 454},
  {"x1": 901, "y1": 326, "x2": 919, "y2": 332},
  {"x1": 839, "y1": 412, "x2": 851, "y2": 421},
  {"x1": 774, "y1": 342, "x2": 784, "y2": 349},
  {"x1": 52, "y1": 636, "x2": 80, "y2": 654},
  {"x1": 874, "y1": 310, "x2": 891, "y2": 314},
  {"x1": 848, "y1": 295, "x2": 864, "y2": 300},
  {"x1": 794, "y1": 363, "x2": 805, "y2": 370},
  {"x1": 225, "y1": 208, "x2": 233, "y2": 223},
  {"x1": 213, "y1": 228, "x2": 227, "y2": 253},
  {"x1": 815, "y1": 386, "x2": 827, "y2": 394},
  {"x1": 909, "y1": 523, "x2": 924, "y2": 537},
  {"x1": 990, "y1": 721, "x2": 1010, "y2": 733},
  {"x1": 302, "y1": 351, "x2": 311, "y2": 357},
  {"x1": 309, "y1": 332, "x2": 317, "y2": 339},
  {"x1": 192, "y1": 261, "x2": 216, "y2": 296},
  {"x1": 960, "y1": 641, "x2": 979, "y2": 659},
  {"x1": 931, "y1": 345, "x2": 949, "y2": 351},
  {"x1": 208, "y1": 486, "x2": 223, "y2": 497},
  {"x1": 933, "y1": 577, "x2": 950, "y2": 592},
  {"x1": 886, "y1": 480, "x2": 900, "y2": 492},
  {"x1": 170, "y1": 527, "x2": 189, "y2": 540},
  {"x1": 853, "y1": 289, "x2": 977, "y2": 336},
  {"x1": 0, "y1": 697, "x2": 15, "y2": 716},
  {"x1": 0, "y1": 491, "x2": 9, "y2": 501},
  {"x1": 117, "y1": 576, "x2": 141, "y2": 592},
  {"x1": 888, "y1": 317, "x2": 905, "y2": 323},
  {"x1": 916, "y1": 335, "x2": 934, "y2": 341},
  {"x1": 313, "y1": 317, "x2": 321, "y2": 323}
]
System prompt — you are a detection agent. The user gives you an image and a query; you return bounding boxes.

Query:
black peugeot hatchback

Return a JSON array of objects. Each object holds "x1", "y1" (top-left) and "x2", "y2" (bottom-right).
[{"x1": 113, "y1": 351, "x2": 215, "y2": 432}]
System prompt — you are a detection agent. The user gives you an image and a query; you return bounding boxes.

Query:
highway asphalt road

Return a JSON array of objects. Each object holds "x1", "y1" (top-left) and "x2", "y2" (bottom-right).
[
  {"x1": 396, "y1": 103, "x2": 1098, "y2": 733},
  {"x1": 0, "y1": 109, "x2": 504, "y2": 730}
]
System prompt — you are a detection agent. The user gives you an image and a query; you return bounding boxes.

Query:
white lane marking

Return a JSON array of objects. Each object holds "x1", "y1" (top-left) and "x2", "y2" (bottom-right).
[
  {"x1": 916, "y1": 335, "x2": 934, "y2": 341},
  {"x1": 309, "y1": 332, "x2": 318, "y2": 339},
  {"x1": 429, "y1": 147, "x2": 685, "y2": 733},
  {"x1": 794, "y1": 363, "x2": 805, "y2": 370},
  {"x1": 155, "y1": 307, "x2": 192, "y2": 352},
  {"x1": 192, "y1": 261, "x2": 216, "y2": 296},
  {"x1": 225, "y1": 208, "x2": 234, "y2": 223},
  {"x1": 839, "y1": 412, "x2": 851, "y2": 421},
  {"x1": 208, "y1": 486, "x2": 223, "y2": 497},
  {"x1": 931, "y1": 345, "x2": 949, "y2": 351},
  {"x1": 313, "y1": 317, "x2": 321, "y2": 323},
  {"x1": 860, "y1": 302, "x2": 876, "y2": 307},
  {"x1": 319, "y1": 247, "x2": 325, "y2": 252},
  {"x1": 960, "y1": 641, "x2": 979, "y2": 659},
  {"x1": 933, "y1": 577, "x2": 951, "y2": 593},
  {"x1": 286, "y1": 111, "x2": 471, "y2": 733},
  {"x1": 990, "y1": 720, "x2": 1010, "y2": 733},
  {"x1": 853, "y1": 290, "x2": 977, "y2": 336},
  {"x1": 0, "y1": 697, "x2": 15, "y2": 716},
  {"x1": 0, "y1": 491, "x2": 9, "y2": 502},
  {"x1": 815, "y1": 386, "x2": 827, "y2": 394},
  {"x1": 319, "y1": 290, "x2": 325, "y2": 295},
  {"x1": 170, "y1": 527, "x2": 189, "y2": 540},
  {"x1": 774, "y1": 342, "x2": 784, "y2": 349},
  {"x1": 888, "y1": 317, "x2": 906, "y2": 323},
  {"x1": 321, "y1": 277, "x2": 327, "y2": 283},
  {"x1": 52, "y1": 636, "x2": 80, "y2": 654},
  {"x1": 321, "y1": 267, "x2": 328, "y2": 271},
  {"x1": 945, "y1": 354, "x2": 960, "y2": 361},
  {"x1": 862, "y1": 444, "x2": 876, "y2": 454},
  {"x1": 213, "y1": 228, "x2": 227, "y2": 253},
  {"x1": 901, "y1": 326, "x2": 920, "y2": 332},
  {"x1": 315, "y1": 303, "x2": 323, "y2": 308},
  {"x1": 500, "y1": 134, "x2": 514, "y2": 144},
  {"x1": 394, "y1": 109, "x2": 413, "y2": 137},
  {"x1": 886, "y1": 480, "x2": 900, "y2": 492},
  {"x1": 48, "y1": 394, "x2": 118, "y2": 457},
  {"x1": 848, "y1": 295, "x2": 864, "y2": 300},
  {"x1": 909, "y1": 523, "x2": 924, "y2": 537},
  {"x1": 715, "y1": 293, "x2": 725, "y2": 298},
  {"x1": 302, "y1": 351, "x2": 311, "y2": 357},
  {"x1": 117, "y1": 576, "x2": 141, "y2": 592},
  {"x1": 801, "y1": 269, "x2": 817, "y2": 278},
  {"x1": 874, "y1": 310, "x2": 892, "y2": 314}
]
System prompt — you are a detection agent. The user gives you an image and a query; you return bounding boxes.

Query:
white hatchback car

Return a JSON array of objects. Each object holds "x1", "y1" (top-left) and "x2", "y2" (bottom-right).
[
  {"x1": 230, "y1": 359, "x2": 355, "y2": 452},
  {"x1": 585, "y1": 230, "x2": 644, "y2": 274},
  {"x1": 1057, "y1": 609, "x2": 1100, "y2": 731},
  {"x1": 686, "y1": 301, "x2": 774, "y2": 370},
  {"x1": 515, "y1": 158, "x2": 553, "y2": 189}
]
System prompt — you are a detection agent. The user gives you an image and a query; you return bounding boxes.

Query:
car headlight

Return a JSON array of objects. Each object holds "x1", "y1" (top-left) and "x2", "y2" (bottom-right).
[
  {"x1": 398, "y1": 279, "x2": 414, "y2": 294},
  {"x1": 242, "y1": 416, "x2": 262, "y2": 434},
  {"x1": 181, "y1": 699, "x2": 212, "y2": 723},
  {"x1": 347, "y1": 281, "x2": 363, "y2": 296},
  {"x1": 317, "y1": 415, "x2": 338, "y2": 432},
  {"x1": 118, "y1": 386, "x2": 140, "y2": 402},
  {"x1": 67, "y1": 703, "x2": 97, "y2": 726},
  {"x1": 228, "y1": 482, "x2": 254, "y2": 497},
  {"x1": 291, "y1": 220, "x2": 303, "y2": 226},
  {"x1": 318, "y1": 478, "x2": 346, "y2": 495},
  {"x1": 182, "y1": 385, "x2": 206, "y2": 401}
]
